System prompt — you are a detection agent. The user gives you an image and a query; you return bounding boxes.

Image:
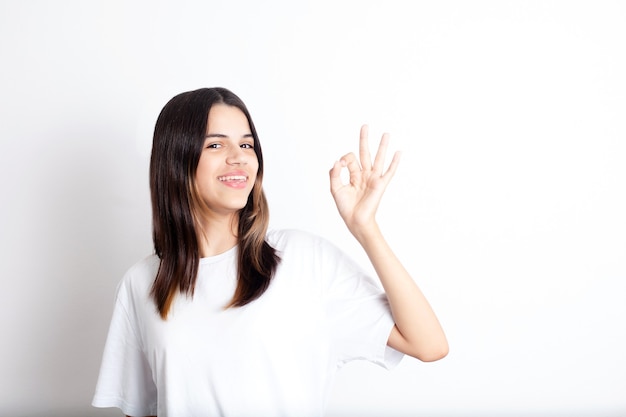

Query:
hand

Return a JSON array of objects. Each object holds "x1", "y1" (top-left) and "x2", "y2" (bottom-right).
[{"x1": 329, "y1": 125, "x2": 401, "y2": 239}]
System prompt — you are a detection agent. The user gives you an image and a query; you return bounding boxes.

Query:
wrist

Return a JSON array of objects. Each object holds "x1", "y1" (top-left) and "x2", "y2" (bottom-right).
[{"x1": 350, "y1": 221, "x2": 383, "y2": 246}]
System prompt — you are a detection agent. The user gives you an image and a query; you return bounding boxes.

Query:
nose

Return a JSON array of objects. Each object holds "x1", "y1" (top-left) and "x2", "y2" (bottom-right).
[{"x1": 226, "y1": 145, "x2": 247, "y2": 166}]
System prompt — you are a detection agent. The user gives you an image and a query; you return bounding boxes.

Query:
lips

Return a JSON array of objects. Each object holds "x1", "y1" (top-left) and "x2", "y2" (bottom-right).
[
  {"x1": 218, "y1": 175, "x2": 247, "y2": 182},
  {"x1": 217, "y1": 171, "x2": 250, "y2": 189}
]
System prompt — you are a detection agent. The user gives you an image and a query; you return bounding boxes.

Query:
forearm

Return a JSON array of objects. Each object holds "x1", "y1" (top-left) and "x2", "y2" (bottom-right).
[
  {"x1": 353, "y1": 223, "x2": 448, "y2": 362},
  {"x1": 329, "y1": 125, "x2": 447, "y2": 361}
]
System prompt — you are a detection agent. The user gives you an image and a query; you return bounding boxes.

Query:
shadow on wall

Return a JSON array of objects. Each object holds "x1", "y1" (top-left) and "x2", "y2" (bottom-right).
[{"x1": 4, "y1": 122, "x2": 150, "y2": 417}]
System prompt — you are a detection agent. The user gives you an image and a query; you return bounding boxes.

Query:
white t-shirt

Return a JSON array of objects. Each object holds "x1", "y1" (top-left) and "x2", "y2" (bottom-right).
[{"x1": 92, "y1": 229, "x2": 403, "y2": 417}]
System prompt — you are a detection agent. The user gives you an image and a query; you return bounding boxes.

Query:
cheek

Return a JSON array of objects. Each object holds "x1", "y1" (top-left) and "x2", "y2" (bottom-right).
[
  {"x1": 251, "y1": 161, "x2": 260, "y2": 183},
  {"x1": 196, "y1": 156, "x2": 216, "y2": 178},
  {"x1": 195, "y1": 166, "x2": 214, "y2": 193}
]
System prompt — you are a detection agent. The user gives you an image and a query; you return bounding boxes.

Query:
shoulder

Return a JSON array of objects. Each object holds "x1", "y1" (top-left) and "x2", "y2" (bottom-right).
[
  {"x1": 116, "y1": 254, "x2": 160, "y2": 302},
  {"x1": 266, "y1": 228, "x2": 351, "y2": 268},
  {"x1": 266, "y1": 228, "x2": 337, "y2": 253},
  {"x1": 266, "y1": 228, "x2": 315, "y2": 245},
  {"x1": 123, "y1": 254, "x2": 160, "y2": 283}
]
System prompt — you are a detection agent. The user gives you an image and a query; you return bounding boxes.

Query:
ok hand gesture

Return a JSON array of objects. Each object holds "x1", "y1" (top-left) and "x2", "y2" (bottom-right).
[{"x1": 329, "y1": 125, "x2": 401, "y2": 241}]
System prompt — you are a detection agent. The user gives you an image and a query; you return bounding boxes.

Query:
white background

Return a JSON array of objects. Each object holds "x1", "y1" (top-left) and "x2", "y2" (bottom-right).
[{"x1": 1, "y1": 1, "x2": 625, "y2": 416}]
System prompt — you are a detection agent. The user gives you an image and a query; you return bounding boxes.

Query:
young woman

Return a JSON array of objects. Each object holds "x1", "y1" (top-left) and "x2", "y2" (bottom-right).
[{"x1": 92, "y1": 87, "x2": 448, "y2": 417}]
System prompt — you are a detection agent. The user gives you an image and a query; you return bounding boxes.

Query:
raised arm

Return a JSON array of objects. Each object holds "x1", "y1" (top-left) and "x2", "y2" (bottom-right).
[{"x1": 329, "y1": 125, "x2": 448, "y2": 362}]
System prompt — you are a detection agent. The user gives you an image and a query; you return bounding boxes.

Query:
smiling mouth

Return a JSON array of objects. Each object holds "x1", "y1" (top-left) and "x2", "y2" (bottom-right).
[{"x1": 218, "y1": 175, "x2": 248, "y2": 182}]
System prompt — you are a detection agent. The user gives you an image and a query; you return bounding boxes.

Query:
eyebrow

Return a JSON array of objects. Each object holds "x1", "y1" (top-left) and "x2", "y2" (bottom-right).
[{"x1": 204, "y1": 133, "x2": 254, "y2": 139}]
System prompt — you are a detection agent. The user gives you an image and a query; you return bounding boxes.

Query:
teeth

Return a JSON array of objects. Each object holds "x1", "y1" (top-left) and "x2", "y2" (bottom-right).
[{"x1": 218, "y1": 175, "x2": 247, "y2": 182}]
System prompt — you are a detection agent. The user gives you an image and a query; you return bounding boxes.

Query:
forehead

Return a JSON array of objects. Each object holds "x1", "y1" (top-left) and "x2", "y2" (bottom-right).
[{"x1": 206, "y1": 104, "x2": 250, "y2": 133}]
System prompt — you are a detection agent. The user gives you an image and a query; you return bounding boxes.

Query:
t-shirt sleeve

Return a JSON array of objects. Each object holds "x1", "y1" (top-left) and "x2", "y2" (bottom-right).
[
  {"x1": 92, "y1": 280, "x2": 158, "y2": 416},
  {"x1": 320, "y1": 238, "x2": 404, "y2": 370}
]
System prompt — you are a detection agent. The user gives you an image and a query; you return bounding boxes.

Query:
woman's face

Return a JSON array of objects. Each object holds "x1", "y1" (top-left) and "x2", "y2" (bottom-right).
[{"x1": 195, "y1": 104, "x2": 259, "y2": 218}]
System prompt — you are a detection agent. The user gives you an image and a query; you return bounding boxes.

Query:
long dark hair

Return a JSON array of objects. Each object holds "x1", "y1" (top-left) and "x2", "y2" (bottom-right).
[{"x1": 149, "y1": 87, "x2": 280, "y2": 319}]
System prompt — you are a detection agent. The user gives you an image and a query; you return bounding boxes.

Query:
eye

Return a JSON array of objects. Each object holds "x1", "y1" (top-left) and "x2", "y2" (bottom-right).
[
  {"x1": 240, "y1": 143, "x2": 254, "y2": 149},
  {"x1": 206, "y1": 143, "x2": 222, "y2": 149}
]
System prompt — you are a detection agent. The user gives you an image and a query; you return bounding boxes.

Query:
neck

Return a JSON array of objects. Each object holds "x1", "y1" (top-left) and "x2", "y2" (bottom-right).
[{"x1": 197, "y1": 212, "x2": 239, "y2": 257}]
